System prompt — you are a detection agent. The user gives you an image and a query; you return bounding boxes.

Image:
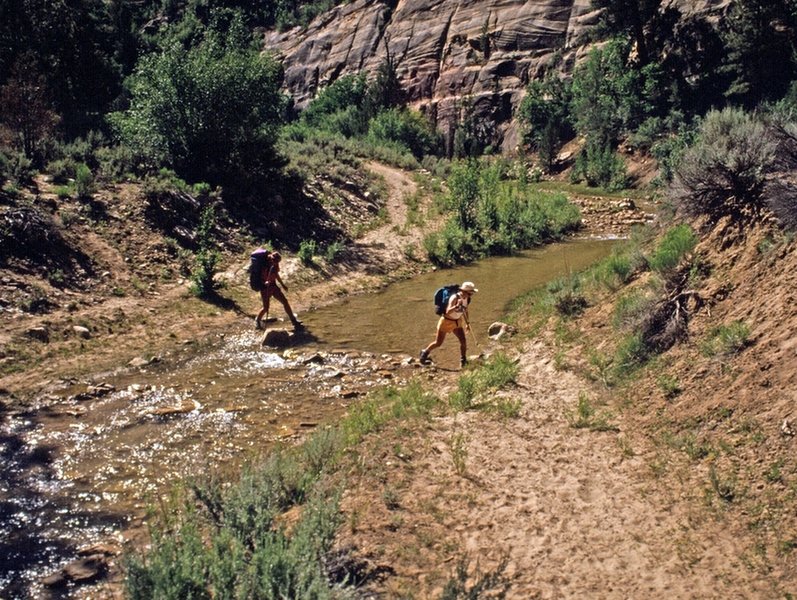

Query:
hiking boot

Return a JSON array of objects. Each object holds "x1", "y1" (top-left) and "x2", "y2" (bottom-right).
[
  {"x1": 291, "y1": 318, "x2": 304, "y2": 329},
  {"x1": 419, "y1": 349, "x2": 431, "y2": 365},
  {"x1": 460, "y1": 356, "x2": 468, "y2": 367},
  {"x1": 255, "y1": 318, "x2": 263, "y2": 330}
]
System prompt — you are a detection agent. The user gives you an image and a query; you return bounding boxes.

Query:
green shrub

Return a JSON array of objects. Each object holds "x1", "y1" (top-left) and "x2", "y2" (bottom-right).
[
  {"x1": 701, "y1": 320, "x2": 751, "y2": 357},
  {"x1": 297, "y1": 239, "x2": 317, "y2": 265},
  {"x1": 46, "y1": 158, "x2": 77, "y2": 184},
  {"x1": 190, "y1": 205, "x2": 220, "y2": 297},
  {"x1": 449, "y1": 353, "x2": 519, "y2": 411},
  {"x1": 517, "y1": 74, "x2": 573, "y2": 169},
  {"x1": 673, "y1": 108, "x2": 774, "y2": 221},
  {"x1": 613, "y1": 332, "x2": 650, "y2": 377},
  {"x1": 96, "y1": 144, "x2": 136, "y2": 181},
  {"x1": 647, "y1": 224, "x2": 697, "y2": 273},
  {"x1": 566, "y1": 392, "x2": 617, "y2": 431},
  {"x1": 367, "y1": 107, "x2": 440, "y2": 159},
  {"x1": 2, "y1": 150, "x2": 35, "y2": 185},
  {"x1": 612, "y1": 289, "x2": 655, "y2": 330},
  {"x1": 571, "y1": 141, "x2": 630, "y2": 191},
  {"x1": 75, "y1": 163, "x2": 94, "y2": 199},
  {"x1": 323, "y1": 241, "x2": 344, "y2": 263},
  {"x1": 109, "y1": 12, "x2": 286, "y2": 186}
]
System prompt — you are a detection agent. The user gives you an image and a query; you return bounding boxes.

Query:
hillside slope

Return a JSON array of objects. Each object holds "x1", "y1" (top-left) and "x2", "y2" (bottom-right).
[{"x1": 331, "y1": 217, "x2": 797, "y2": 598}]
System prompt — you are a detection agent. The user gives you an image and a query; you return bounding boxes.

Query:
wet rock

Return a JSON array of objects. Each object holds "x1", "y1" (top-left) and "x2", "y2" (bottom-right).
[
  {"x1": 302, "y1": 352, "x2": 325, "y2": 364},
  {"x1": 149, "y1": 399, "x2": 200, "y2": 417},
  {"x1": 25, "y1": 326, "x2": 50, "y2": 342},
  {"x1": 78, "y1": 542, "x2": 121, "y2": 557},
  {"x1": 43, "y1": 554, "x2": 109, "y2": 588},
  {"x1": 49, "y1": 404, "x2": 88, "y2": 417},
  {"x1": 128, "y1": 356, "x2": 150, "y2": 368},
  {"x1": 63, "y1": 554, "x2": 108, "y2": 583},
  {"x1": 73, "y1": 325, "x2": 91, "y2": 339},
  {"x1": 262, "y1": 328, "x2": 294, "y2": 347},
  {"x1": 72, "y1": 382, "x2": 116, "y2": 401},
  {"x1": 87, "y1": 383, "x2": 115, "y2": 397}
]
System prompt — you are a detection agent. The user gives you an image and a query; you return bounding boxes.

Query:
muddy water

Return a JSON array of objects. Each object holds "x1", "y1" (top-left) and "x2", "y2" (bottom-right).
[
  {"x1": 305, "y1": 239, "x2": 615, "y2": 367},
  {"x1": 0, "y1": 238, "x2": 614, "y2": 599}
]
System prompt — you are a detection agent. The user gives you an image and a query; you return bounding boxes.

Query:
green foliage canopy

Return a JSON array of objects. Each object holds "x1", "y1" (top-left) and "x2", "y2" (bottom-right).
[{"x1": 109, "y1": 11, "x2": 287, "y2": 186}]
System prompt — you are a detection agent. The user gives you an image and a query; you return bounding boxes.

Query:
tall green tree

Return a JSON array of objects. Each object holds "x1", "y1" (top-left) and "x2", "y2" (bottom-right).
[
  {"x1": 592, "y1": 0, "x2": 663, "y2": 65},
  {"x1": 0, "y1": 0, "x2": 122, "y2": 137},
  {"x1": 722, "y1": 0, "x2": 797, "y2": 108},
  {"x1": 0, "y1": 53, "x2": 60, "y2": 161},
  {"x1": 110, "y1": 10, "x2": 287, "y2": 187},
  {"x1": 517, "y1": 74, "x2": 573, "y2": 169}
]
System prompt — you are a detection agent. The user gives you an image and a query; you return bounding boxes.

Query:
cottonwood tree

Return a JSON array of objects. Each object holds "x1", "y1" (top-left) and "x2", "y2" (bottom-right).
[
  {"x1": 0, "y1": 54, "x2": 60, "y2": 162},
  {"x1": 110, "y1": 10, "x2": 287, "y2": 187}
]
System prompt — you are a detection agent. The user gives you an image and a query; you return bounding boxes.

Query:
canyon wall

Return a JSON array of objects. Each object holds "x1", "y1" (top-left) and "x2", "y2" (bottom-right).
[{"x1": 264, "y1": 0, "x2": 729, "y2": 153}]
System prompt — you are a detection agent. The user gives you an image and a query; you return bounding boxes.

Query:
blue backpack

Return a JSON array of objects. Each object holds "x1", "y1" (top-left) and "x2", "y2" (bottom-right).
[{"x1": 434, "y1": 284, "x2": 460, "y2": 315}]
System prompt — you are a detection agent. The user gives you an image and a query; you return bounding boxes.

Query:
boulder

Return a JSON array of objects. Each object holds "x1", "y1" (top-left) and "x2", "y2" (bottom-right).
[
  {"x1": 72, "y1": 325, "x2": 91, "y2": 339},
  {"x1": 488, "y1": 321, "x2": 516, "y2": 340},
  {"x1": 25, "y1": 326, "x2": 50, "y2": 342},
  {"x1": 262, "y1": 328, "x2": 294, "y2": 347}
]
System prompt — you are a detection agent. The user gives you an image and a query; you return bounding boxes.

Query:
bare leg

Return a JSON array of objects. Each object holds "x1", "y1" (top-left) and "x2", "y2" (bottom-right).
[
  {"x1": 424, "y1": 327, "x2": 448, "y2": 354},
  {"x1": 271, "y1": 286, "x2": 301, "y2": 326},
  {"x1": 453, "y1": 327, "x2": 467, "y2": 362},
  {"x1": 256, "y1": 287, "x2": 272, "y2": 324}
]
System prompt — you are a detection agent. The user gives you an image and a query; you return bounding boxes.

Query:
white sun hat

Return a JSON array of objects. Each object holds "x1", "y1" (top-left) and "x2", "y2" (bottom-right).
[{"x1": 460, "y1": 281, "x2": 478, "y2": 293}]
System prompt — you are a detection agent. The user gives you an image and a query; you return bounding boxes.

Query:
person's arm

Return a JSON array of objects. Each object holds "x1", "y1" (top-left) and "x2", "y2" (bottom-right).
[{"x1": 276, "y1": 272, "x2": 288, "y2": 291}]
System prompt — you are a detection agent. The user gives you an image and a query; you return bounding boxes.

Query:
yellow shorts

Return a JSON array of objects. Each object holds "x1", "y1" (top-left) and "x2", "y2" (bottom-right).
[{"x1": 437, "y1": 316, "x2": 463, "y2": 334}]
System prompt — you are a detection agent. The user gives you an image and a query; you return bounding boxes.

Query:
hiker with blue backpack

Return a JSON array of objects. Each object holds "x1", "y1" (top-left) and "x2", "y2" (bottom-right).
[
  {"x1": 249, "y1": 249, "x2": 303, "y2": 330},
  {"x1": 419, "y1": 281, "x2": 478, "y2": 367}
]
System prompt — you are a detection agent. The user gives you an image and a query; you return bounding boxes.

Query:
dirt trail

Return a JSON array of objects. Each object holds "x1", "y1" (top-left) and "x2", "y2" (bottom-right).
[{"x1": 341, "y1": 342, "x2": 778, "y2": 598}]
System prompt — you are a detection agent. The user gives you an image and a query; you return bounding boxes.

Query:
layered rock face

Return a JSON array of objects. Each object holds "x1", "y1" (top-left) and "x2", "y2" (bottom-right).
[{"x1": 264, "y1": 0, "x2": 729, "y2": 153}]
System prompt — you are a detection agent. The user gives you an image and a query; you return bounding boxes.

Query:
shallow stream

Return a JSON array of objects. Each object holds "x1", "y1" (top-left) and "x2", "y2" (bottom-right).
[{"x1": 0, "y1": 238, "x2": 614, "y2": 598}]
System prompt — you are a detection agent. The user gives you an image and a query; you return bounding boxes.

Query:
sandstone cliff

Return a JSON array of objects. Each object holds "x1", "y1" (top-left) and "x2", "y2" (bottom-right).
[{"x1": 264, "y1": 0, "x2": 729, "y2": 153}]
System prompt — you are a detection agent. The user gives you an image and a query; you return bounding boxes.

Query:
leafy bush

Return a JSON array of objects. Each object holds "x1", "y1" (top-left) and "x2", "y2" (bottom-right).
[
  {"x1": 297, "y1": 239, "x2": 317, "y2": 265},
  {"x1": 423, "y1": 161, "x2": 581, "y2": 266},
  {"x1": 300, "y1": 74, "x2": 369, "y2": 136},
  {"x1": 324, "y1": 241, "x2": 344, "y2": 263},
  {"x1": 672, "y1": 108, "x2": 776, "y2": 222},
  {"x1": 367, "y1": 108, "x2": 441, "y2": 159},
  {"x1": 651, "y1": 122, "x2": 697, "y2": 184},
  {"x1": 95, "y1": 144, "x2": 136, "y2": 182},
  {"x1": 517, "y1": 74, "x2": 573, "y2": 168},
  {"x1": 46, "y1": 158, "x2": 77, "y2": 184},
  {"x1": 109, "y1": 11, "x2": 286, "y2": 187},
  {"x1": 570, "y1": 141, "x2": 629, "y2": 191},
  {"x1": 1, "y1": 149, "x2": 35, "y2": 185},
  {"x1": 190, "y1": 205, "x2": 220, "y2": 296},
  {"x1": 74, "y1": 163, "x2": 94, "y2": 199}
]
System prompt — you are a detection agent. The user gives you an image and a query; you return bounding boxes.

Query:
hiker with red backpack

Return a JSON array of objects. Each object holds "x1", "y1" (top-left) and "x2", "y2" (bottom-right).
[
  {"x1": 250, "y1": 250, "x2": 303, "y2": 330},
  {"x1": 419, "y1": 281, "x2": 478, "y2": 367}
]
